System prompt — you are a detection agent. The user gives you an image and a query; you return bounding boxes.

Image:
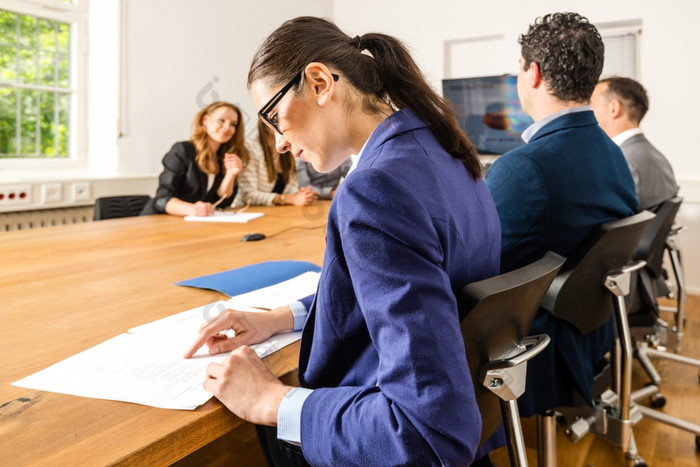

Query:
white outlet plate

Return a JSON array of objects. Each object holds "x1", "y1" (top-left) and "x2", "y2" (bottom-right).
[
  {"x1": 0, "y1": 184, "x2": 32, "y2": 205},
  {"x1": 72, "y1": 181, "x2": 91, "y2": 202},
  {"x1": 41, "y1": 183, "x2": 63, "y2": 204}
]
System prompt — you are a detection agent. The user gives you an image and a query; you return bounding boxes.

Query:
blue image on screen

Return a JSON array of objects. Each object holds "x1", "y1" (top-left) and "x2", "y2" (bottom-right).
[{"x1": 442, "y1": 75, "x2": 533, "y2": 155}]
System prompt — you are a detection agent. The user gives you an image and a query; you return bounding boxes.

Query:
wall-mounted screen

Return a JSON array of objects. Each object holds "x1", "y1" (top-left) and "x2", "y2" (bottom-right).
[{"x1": 442, "y1": 75, "x2": 533, "y2": 155}]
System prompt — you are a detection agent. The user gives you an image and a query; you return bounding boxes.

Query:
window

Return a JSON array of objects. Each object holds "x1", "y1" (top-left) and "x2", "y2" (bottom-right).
[
  {"x1": 601, "y1": 32, "x2": 638, "y2": 79},
  {"x1": 0, "y1": 0, "x2": 87, "y2": 167},
  {"x1": 598, "y1": 20, "x2": 642, "y2": 80}
]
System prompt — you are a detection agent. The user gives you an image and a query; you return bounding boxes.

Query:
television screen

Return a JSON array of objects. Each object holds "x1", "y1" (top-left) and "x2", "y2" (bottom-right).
[{"x1": 442, "y1": 75, "x2": 533, "y2": 155}]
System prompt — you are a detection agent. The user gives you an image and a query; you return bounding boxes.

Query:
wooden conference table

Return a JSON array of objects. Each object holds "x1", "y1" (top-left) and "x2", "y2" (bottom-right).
[{"x1": 0, "y1": 202, "x2": 329, "y2": 466}]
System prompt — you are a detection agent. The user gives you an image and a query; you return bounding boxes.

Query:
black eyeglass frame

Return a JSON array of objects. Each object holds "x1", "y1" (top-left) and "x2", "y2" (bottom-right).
[{"x1": 257, "y1": 71, "x2": 339, "y2": 134}]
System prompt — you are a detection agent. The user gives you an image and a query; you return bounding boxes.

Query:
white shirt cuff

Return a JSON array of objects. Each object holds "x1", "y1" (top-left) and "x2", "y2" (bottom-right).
[
  {"x1": 289, "y1": 300, "x2": 308, "y2": 331},
  {"x1": 277, "y1": 387, "x2": 314, "y2": 444}
]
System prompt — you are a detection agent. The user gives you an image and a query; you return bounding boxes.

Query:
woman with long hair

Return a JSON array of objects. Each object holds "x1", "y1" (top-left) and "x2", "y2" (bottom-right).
[
  {"x1": 185, "y1": 17, "x2": 501, "y2": 466},
  {"x1": 236, "y1": 119, "x2": 318, "y2": 206},
  {"x1": 141, "y1": 101, "x2": 249, "y2": 216}
]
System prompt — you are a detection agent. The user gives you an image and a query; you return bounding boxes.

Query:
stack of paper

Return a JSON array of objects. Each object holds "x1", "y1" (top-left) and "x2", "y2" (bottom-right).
[{"x1": 12, "y1": 271, "x2": 321, "y2": 410}]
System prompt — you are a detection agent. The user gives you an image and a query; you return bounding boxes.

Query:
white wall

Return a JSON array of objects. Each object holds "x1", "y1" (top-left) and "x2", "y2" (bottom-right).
[{"x1": 115, "y1": 0, "x2": 333, "y2": 176}]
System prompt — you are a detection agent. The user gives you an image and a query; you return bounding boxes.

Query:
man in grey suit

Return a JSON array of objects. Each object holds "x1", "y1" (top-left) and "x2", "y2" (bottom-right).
[{"x1": 591, "y1": 76, "x2": 678, "y2": 211}]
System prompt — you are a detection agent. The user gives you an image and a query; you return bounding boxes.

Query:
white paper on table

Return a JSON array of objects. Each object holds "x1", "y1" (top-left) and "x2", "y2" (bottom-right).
[
  {"x1": 184, "y1": 211, "x2": 264, "y2": 223},
  {"x1": 12, "y1": 302, "x2": 301, "y2": 410}
]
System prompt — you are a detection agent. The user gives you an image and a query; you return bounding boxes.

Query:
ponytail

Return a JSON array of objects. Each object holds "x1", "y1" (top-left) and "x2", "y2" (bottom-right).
[{"x1": 248, "y1": 17, "x2": 481, "y2": 179}]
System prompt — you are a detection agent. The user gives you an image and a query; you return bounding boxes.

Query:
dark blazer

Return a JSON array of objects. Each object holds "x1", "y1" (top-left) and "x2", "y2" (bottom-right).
[
  {"x1": 621, "y1": 133, "x2": 678, "y2": 211},
  {"x1": 486, "y1": 110, "x2": 638, "y2": 416},
  {"x1": 296, "y1": 109, "x2": 501, "y2": 465},
  {"x1": 140, "y1": 141, "x2": 236, "y2": 215}
]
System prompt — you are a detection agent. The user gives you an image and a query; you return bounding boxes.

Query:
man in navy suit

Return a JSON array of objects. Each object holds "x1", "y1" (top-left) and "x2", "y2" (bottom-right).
[
  {"x1": 485, "y1": 12, "x2": 639, "y2": 416},
  {"x1": 591, "y1": 76, "x2": 678, "y2": 212}
]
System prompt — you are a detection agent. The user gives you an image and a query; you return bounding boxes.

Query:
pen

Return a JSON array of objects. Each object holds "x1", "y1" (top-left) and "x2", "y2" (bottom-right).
[{"x1": 212, "y1": 195, "x2": 227, "y2": 208}]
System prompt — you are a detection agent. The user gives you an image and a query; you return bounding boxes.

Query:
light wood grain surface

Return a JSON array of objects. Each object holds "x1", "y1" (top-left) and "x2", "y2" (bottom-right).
[{"x1": 0, "y1": 203, "x2": 329, "y2": 466}]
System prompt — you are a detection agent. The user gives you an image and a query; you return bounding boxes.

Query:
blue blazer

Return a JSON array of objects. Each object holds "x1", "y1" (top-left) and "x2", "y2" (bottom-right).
[
  {"x1": 486, "y1": 110, "x2": 638, "y2": 416},
  {"x1": 297, "y1": 110, "x2": 501, "y2": 466}
]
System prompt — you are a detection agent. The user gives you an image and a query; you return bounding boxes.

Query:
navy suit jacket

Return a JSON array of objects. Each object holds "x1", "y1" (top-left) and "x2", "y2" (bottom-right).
[
  {"x1": 486, "y1": 110, "x2": 638, "y2": 416},
  {"x1": 297, "y1": 109, "x2": 501, "y2": 466}
]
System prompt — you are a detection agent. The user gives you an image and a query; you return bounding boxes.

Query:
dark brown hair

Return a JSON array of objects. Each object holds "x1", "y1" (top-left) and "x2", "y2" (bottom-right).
[
  {"x1": 519, "y1": 12, "x2": 604, "y2": 103},
  {"x1": 257, "y1": 119, "x2": 296, "y2": 184},
  {"x1": 598, "y1": 76, "x2": 649, "y2": 123},
  {"x1": 247, "y1": 16, "x2": 481, "y2": 179}
]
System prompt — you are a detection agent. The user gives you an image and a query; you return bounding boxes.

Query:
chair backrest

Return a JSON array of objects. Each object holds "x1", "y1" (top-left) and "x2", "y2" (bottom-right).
[
  {"x1": 633, "y1": 196, "x2": 683, "y2": 278},
  {"x1": 94, "y1": 195, "x2": 151, "y2": 221},
  {"x1": 540, "y1": 211, "x2": 655, "y2": 334},
  {"x1": 458, "y1": 251, "x2": 565, "y2": 445}
]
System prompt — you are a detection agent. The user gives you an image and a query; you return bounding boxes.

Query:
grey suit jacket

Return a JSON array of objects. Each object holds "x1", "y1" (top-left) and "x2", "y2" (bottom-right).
[{"x1": 621, "y1": 133, "x2": 678, "y2": 211}]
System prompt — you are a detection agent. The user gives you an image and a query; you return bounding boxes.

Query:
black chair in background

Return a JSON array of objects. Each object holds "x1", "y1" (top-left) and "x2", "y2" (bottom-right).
[
  {"x1": 535, "y1": 211, "x2": 655, "y2": 467},
  {"x1": 458, "y1": 251, "x2": 565, "y2": 467},
  {"x1": 93, "y1": 195, "x2": 151, "y2": 221},
  {"x1": 627, "y1": 196, "x2": 700, "y2": 450}
]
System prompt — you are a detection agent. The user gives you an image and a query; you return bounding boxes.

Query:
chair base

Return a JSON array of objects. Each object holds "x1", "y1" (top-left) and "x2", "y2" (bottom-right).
[
  {"x1": 538, "y1": 392, "x2": 648, "y2": 467},
  {"x1": 635, "y1": 341, "x2": 700, "y2": 386},
  {"x1": 630, "y1": 337, "x2": 700, "y2": 444}
]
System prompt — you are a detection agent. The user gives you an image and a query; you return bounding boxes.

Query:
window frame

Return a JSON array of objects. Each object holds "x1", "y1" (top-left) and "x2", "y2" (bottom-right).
[{"x1": 0, "y1": 0, "x2": 88, "y2": 170}]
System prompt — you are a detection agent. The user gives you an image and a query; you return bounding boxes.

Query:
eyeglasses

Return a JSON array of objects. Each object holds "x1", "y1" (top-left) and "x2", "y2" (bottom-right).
[{"x1": 257, "y1": 71, "x2": 339, "y2": 135}]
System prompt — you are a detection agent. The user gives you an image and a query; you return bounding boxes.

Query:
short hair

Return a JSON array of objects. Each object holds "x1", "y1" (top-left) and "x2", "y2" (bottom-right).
[
  {"x1": 599, "y1": 76, "x2": 649, "y2": 123},
  {"x1": 519, "y1": 12, "x2": 604, "y2": 103}
]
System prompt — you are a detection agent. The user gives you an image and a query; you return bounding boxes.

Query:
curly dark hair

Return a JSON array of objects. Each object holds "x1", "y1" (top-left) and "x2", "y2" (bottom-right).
[{"x1": 519, "y1": 12, "x2": 604, "y2": 103}]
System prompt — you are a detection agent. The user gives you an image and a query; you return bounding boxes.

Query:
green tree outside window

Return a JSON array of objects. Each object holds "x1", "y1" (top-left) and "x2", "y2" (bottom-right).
[{"x1": 0, "y1": 9, "x2": 71, "y2": 159}]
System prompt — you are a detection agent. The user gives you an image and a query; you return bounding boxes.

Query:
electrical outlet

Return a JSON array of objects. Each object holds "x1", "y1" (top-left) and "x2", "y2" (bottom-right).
[
  {"x1": 0, "y1": 184, "x2": 32, "y2": 205},
  {"x1": 72, "y1": 181, "x2": 91, "y2": 202},
  {"x1": 41, "y1": 183, "x2": 63, "y2": 204}
]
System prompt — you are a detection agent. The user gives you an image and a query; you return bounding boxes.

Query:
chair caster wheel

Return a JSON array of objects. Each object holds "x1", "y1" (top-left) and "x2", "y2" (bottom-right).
[{"x1": 650, "y1": 393, "x2": 666, "y2": 408}]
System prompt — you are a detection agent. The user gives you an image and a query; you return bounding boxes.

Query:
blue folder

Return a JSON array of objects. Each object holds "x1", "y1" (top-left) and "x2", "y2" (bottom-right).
[{"x1": 175, "y1": 260, "x2": 322, "y2": 297}]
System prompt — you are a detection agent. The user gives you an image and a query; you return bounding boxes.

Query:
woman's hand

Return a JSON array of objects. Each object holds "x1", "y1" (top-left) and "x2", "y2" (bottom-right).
[
  {"x1": 223, "y1": 153, "x2": 243, "y2": 177},
  {"x1": 289, "y1": 186, "x2": 319, "y2": 206},
  {"x1": 217, "y1": 153, "x2": 242, "y2": 199},
  {"x1": 192, "y1": 201, "x2": 215, "y2": 216},
  {"x1": 183, "y1": 305, "x2": 295, "y2": 358},
  {"x1": 204, "y1": 345, "x2": 292, "y2": 426}
]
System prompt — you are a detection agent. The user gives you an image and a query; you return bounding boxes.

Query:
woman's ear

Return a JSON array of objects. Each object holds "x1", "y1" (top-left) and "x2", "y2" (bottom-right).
[{"x1": 304, "y1": 62, "x2": 336, "y2": 107}]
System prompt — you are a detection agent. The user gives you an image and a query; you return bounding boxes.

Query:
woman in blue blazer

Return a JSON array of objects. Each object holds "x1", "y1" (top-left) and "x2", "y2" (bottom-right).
[{"x1": 185, "y1": 17, "x2": 501, "y2": 466}]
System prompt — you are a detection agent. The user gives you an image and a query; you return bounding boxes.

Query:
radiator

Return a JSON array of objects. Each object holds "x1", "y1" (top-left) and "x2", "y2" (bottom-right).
[{"x1": 0, "y1": 206, "x2": 94, "y2": 232}]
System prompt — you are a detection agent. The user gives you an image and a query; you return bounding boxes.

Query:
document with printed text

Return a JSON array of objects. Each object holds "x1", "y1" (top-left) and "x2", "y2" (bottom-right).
[{"x1": 12, "y1": 272, "x2": 320, "y2": 410}]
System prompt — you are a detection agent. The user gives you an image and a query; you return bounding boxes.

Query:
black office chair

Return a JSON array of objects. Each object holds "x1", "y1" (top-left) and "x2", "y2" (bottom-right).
[
  {"x1": 93, "y1": 195, "x2": 151, "y2": 221},
  {"x1": 534, "y1": 210, "x2": 655, "y2": 467},
  {"x1": 458, "y1": 251, "x2": 565, "y2": 467},
  {"x1": 627, "y1": 197, "x2": 700, "y2": 449}
]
